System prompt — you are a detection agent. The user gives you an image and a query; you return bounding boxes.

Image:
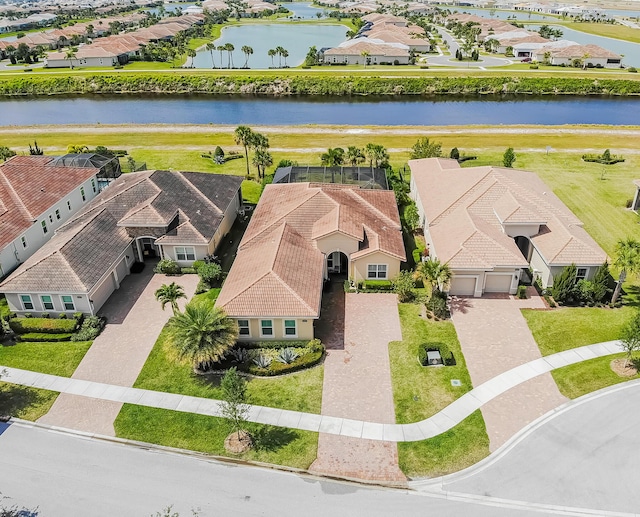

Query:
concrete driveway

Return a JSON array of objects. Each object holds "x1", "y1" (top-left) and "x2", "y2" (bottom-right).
[
  {"x1": 38, "y1": 267, "x2": 198, "y2": 435},
  {"x1": 451, "y1": 294, "x2": 567, "y2": 451}
]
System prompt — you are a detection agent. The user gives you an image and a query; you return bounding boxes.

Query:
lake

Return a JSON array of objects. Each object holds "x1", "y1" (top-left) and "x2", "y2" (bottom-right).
[
  {"x1": 526, "y1": 24, "x2": 640, "y2": 67},
  {"x1": 1, "y1": 96, "x2": 639, "y2": 126},
  {"x1": 284, "y1": 2, "x2": 326, "y2": 19},
  {"x1": 445, "y1": 7, "x2": 557, "y2": 21},
  {"x1": 191, "y1": 23, "x2": 347, "y2": 69},
  {"x1": 144, "y1": 2, "x2": 198, "y2": 16}
]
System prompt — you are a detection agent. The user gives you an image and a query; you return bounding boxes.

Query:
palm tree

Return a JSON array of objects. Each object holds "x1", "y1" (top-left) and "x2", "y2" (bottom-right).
[
  {"x1": 155, "y1": 282, "x2": 187, "y2": 315},
  {"x1": 170, "y1": 302, "x2": 239, "y2": 372},
  {"x1": 234, "y1": 125, "x2": 254, "y2": 176},
  {"x1": 241, "y1": 45, "x2": 253, "y2": 68},
  {"x1": 414, "y1": 258, "x2": 452, "y2": 294},
  {"x1": 65, "y1": 47, "x2": 77, "y2": 69},
  {"x1": 364, "y1": 143, "x2": 389, "y2": 169},
  {"x1": 206, "y1": 42, "x2": 216, "y2": 68},
  {"x1": 347, "y1": 146, "x2": 365, "y2": 167},
  {"x1": 186, "y1": 48, "x2": 196, "y2": 68},
  {"x1": 281, "y1": 49, "x2": 289, "y2": 67},
  {"x1": 611, "y1": 238, "x2": 640, "y2": 304},
  {"x1": 320, "y1": 147, "x2": 345, "y2": 167},
  {"x1": 360, "y1": 50, "x2": 370, "y2": 67},
  {"x1": 217, "y1": 45, "x2": 225, "y2": 66},
  {"x1": 225, "y1": 43, "x2": 235, "y2": 68},
  {"x1": 275, "y1": 45, "x2": 285, "y2": 68},
  {"x1": 252, "y1": 148, "x2": 273, "y2": 179},
  {"x1": 267, "y1": 48, "x2": 276, "y2": 67}
]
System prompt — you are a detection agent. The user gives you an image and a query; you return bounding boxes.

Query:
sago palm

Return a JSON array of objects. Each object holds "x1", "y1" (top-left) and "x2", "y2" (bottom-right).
[{"x1": 414, "y1": 258, "x2": 452, "y2": 294}]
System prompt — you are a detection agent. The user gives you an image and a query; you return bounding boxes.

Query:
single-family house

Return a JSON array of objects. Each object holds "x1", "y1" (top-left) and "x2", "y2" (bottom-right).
[
  {"x1": 215, "y1": 183, "x2": 405, "y2": 340},
  {"x1": 324, "y1": 38, "x2": 410, "y2": 65},
  {"x1": 409, "y1": 158, "x2": 607, "y2": 297},
  {"x1": 0, "y1": 170, "x2": 243, "y2": 316},
  {"x1": 0, "y1": 155, "x2": 101, "y2": 281},
  {"x1": 536, "y1": 44, "x2": 622, "y2": 68}
]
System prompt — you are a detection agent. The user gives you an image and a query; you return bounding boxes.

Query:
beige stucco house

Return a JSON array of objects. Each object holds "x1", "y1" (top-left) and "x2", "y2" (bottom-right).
[
  {"x1": 216, "y1": 183, "x2": 406, "y2": 340},
  {"x1": 409, "y1": 158, "x2": 607, "y2": 297}
]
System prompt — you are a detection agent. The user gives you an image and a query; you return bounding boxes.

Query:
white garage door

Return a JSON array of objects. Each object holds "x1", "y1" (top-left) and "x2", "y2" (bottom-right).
[
  {"x1": 449, "y1": 277, "x2": 476, "y2": 296},
  {"x1": 115, "y1": 257, "x2": 128, "y2": 284},
  {"x1": 91, "y1": 274, "x2": 117, "y2": 314},
  {"x1": 485, "y1": 274, "x2": 513, "y2": 293}
]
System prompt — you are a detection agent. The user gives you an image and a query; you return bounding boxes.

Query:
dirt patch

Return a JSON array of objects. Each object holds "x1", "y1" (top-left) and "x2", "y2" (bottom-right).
[
  {"x1": 610, "y1": 358, "x2": 638, "y2": 378},
  {"x1": 224, "y1": 430, "x2": 253, "y2": 454}
]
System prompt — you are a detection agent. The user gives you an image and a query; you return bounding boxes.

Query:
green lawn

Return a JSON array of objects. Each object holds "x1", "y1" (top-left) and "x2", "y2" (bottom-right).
[
  {"x1": 114, "y1": 405, "x2": 318, "y2": 469},
  {"x1": 551, "y1": 353, "x2": 640, "y2": 399},
  {"x1": 389, "y1": 303, "x2": 490, "y2": 477},
  {"x1": 522, "y1": 307, "x2": 634, "y2": 356},
  {"x1": 0, "y1": 383, "x2": 59, "y2": 421},
  {"x1": 0, "y1": 340, "x2": 92, "y2": 377}
]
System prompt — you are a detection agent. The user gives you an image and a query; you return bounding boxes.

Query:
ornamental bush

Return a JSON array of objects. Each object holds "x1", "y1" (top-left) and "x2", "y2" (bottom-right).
[
  {"x1": 154, "y1": 259, "x2": 180, "y2": 275},
  {"x1": 9, "y1": 317, "x2": 78, "y2": 334}
]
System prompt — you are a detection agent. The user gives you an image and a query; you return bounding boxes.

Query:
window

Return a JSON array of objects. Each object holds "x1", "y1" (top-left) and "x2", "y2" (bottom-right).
[
  {"x1": 367, "y1": 264, "x2": 387, "y2": 279},
  {"x1": 41, "y1": 220, "x2": 48, "y2": 234},
  {"x1": 576, "y1": 268, "x2": 588, "y2": 281},
  {"x1": 175, "y1": 246, "x2": 196, "y2": 261},
  {"x1": 40, "y1": 295, "x2": 54, "y2": 311},
  {"x1": 60, "y1": 295, "x2": 75, "y2": 311},
  {"x1": 67, "y1": 200, "x2": 72, "y2": 211},
  {"x1": 20, "y1": 295, "x2": 34, "y2": 310},
  {"x1": 80, "y1": 187, "x2": 86, "y2": 202},
  {"x1": 55, "y1": 209, "x2": 61, "y2": 220},
  {"x1": 260, "y1": 319, "x2": 273, "y2": 337},
  {"x1": 238, "y1": 319, "x2": 250, "y2": 336},
  {"x1": 91, "y1": 178, "x2": 97, "y2": 193},
  {"x1": 48, "y1": 214, "x2": 53, "y2": 223},
  {"x1": 21, "y1": 236, "x2": 27, "y2": 248},
  {"x1": 284, "y1": 320, "x2": 297, "y2": 337}
]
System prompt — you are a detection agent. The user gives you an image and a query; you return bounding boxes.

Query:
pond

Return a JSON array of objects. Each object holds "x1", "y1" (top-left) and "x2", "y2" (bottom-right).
[
  {"x1": 1, "y1": 95, "x2": 639, "y2": 126},
  {"x1": 526, "y1": 24, "x2": 640, "y2": 67},
  {"x1": 283, "y1": 2, "x2": 326, "y2": 19},
  {"x1": 191, "y1": 23, "x2": 347, "y2": 69},
  {"x1": 445, "y1": 7, "x2": 557, "y2": 21},
  {"x1": 143, "y1": 2, "x2": 198, "y2": 16}
]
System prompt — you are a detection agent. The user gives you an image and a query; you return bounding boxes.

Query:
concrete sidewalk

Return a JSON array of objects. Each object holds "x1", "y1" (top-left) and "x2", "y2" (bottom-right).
[{"x1": 2, "y1": 340, "x2": 623, "y2": 443}]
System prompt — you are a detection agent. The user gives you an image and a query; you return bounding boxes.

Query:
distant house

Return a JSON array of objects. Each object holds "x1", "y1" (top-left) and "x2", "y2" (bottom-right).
[
  {"x1": 535, "y1": 43, "x2": 622, "y2": 68},
  {"x1": 0, "y1": 156, "x2": 101, "y2": 281},
  {"x1": 216, "y1": 183, "x2": 405, "y2": 340},
  {"x1": 409, "y1": 158, "x2": 607, "y2": 297},
  {"x1": 0, "y1": 170, "x2": 243, "y2": 316},
  {"x1": 324, "y1": 39, "x2": 410, "y2": 65}
]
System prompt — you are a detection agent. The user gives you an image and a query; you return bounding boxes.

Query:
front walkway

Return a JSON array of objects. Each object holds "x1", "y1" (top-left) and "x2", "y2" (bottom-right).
[
  {"x1": 451, "y1": 294, "x2": 568, "y2": 451},
  {"x1": 310, "y1": 292, "x2": 406, "y2": 483},
  {"x1": 37, "y1": 269, "x2": 199, "y2": 435}
]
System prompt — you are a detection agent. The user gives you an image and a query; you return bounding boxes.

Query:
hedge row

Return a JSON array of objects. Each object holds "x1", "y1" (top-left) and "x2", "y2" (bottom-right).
[
  {"x1": 1, "y1": 74, "x2": 640, "y2": 96},
  {"x1": 15, "y1": 332, "x2": 74, "y2": 342},
  {"x1": 9, "y1": 317, "x2": 79, "y2": 334},
  {"x1": 237, "y1": 340, "x2": 308, "y2": 350}
]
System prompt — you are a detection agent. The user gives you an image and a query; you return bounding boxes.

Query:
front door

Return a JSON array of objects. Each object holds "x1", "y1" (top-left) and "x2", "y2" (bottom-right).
[{"x1": 327, "y1": 252, "x2": 340, "y2": 274}]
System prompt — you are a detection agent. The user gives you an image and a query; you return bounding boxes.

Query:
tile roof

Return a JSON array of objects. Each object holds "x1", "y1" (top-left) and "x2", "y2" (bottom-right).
[
  {"x1": 409, "y1": 158, "x2": 607, "y2": 270},
  {"x1": 0, "y1": 155, "x2": 99, "y2": 250},
  {"x1": 217, "y1": 183, "x2": 405, "y2": 318}
]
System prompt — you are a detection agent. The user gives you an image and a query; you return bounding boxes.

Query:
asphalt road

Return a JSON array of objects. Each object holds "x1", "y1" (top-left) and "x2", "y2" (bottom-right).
[{"x1": 1, "y1": 382, "x2": 639, "y2": 516}]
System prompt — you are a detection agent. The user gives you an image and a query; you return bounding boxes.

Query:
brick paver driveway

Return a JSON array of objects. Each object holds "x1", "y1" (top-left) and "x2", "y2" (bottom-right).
[
  {"x1": 310, "y1": 290, "x2": 406, "y2": 483},
  {"x1": 451, "y1": 293, "x2": 568, "y2": 451},
  {"x1": 38, "y1": 267, "x2": 198, "y2": 435}
]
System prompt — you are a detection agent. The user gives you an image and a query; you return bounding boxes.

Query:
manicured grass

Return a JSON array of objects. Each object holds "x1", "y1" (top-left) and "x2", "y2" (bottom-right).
[
  {"x1": 522, "y1": 307, "x2": 634, "y2": 356},
  {"x1": 561, "y1": 22, "x2": 640, "y2": 44},
  {"x1": 114, "y1": 405, "x2": 318, "y2": 469},
  {"x1": 389, "y1": 303, "x2": 490, "y2": 477},
  {"x1": 131, "y1": 324, "x2": 324, "y2": 413},
  {"x1": 389, "y1": 303, "x2": 475, "y2": 423},
  {"x1": 551, "y1": 353, "x2": 640, "y2": 399},
  {"x1": 0, "y1": 340, "x2": 92, "y2": 377},
  {"x1": 192, "y1": 287, "x2": 221, "y2": 304},
  {"x1": 398, "y1": 411, "x2": 490, "y2": 478},
  {"x1": 0, "y1": 383, "x2": 59, "y2": 421}
]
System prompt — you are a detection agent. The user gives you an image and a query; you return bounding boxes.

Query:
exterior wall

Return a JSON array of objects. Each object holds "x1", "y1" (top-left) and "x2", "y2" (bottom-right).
[
  {"x1": 0, "y1": 174, "x2": 99, "y2": 280},
  {"x1": 316, "y1": 233, "x2": 360, "y2": 257},
  {"x1": 450, "y1": 268, "x2": 519, "y2": 297},
  {"x1": 45, "y1": 55, "x2": 118, "y2": 68},
  {"x1": 352, "y1": 252, "x2": 401, "y2": 282},
  {"x1": 530, "y1": 247, "x2": 553, "y2": 287},
  {"x1": 235, "y1": 317, "x2": 315, "y2": 341},
  {"x1": 5, "y1": 292, "x2": 92, "y2": 316},
  {"x1": 503, "y1": 223, "x2": 542, "y2": 238},
  {"x1": 160, "y1": 244, "x2": 210, "y2": 266},
  {"x1": 209, "y1": 190, "x2": 241, "y2": 254},
  {"x1": 324, "y1": 52, "x2": 409, "y2": 65}
]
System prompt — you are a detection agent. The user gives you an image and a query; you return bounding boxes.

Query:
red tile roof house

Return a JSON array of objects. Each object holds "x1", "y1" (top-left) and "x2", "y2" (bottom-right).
[
  {"x1": 0, "y1": 170, "x2": 243, "y2": 317},
  {"x1": 215, "y1": 183, "x2": 405, "y2": 341},
  {"x1": 409, "y1": 158, "x2": 607, "y2": 297},
  {"x1": 0, "y1": 155, "x2": 101, "y2": 281}
]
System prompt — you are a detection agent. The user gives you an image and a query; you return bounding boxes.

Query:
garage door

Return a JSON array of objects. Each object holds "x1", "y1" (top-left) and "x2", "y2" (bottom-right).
[
  {"x1": 91, "y1": 274, "x2": 117, "y2": 314},
  {"x1": 449, "y1": 277, "x2": 476, "y2": 296},
  {"x1": 484, "y1": 274, "x2": 513, "y2": 293},
  {"x1": 115, "y1": 257, "x2": 128, "y2": 284}
]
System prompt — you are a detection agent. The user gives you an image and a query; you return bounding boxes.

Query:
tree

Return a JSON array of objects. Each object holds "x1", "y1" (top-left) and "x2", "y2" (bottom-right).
[
  {"x1": 206, "y1": 42, "x2": 216, "y2": 68},
  {"x1": 364, "y1": 143, "x2": 389, "y2": 169},
  {"x1": 154, "y1": 282, "x2": 187, "y2": 315},
  {"x1": 414, "y1": 258, "x2": 452, "y2": 294},
  {"x1": 281, "y1": 48, "x2": 289, "y2": 67},
  {"x1": 320, "y1": 147, "x2": 345, "y2": 168},
  {"x1": 186, "y1": 48, "x2": 196, "y2": 67},
  {"x1": 0, "y1": 146, "x2": 16, "y2": 161},
  {"x1": 404, "y1": 202, "x2": 419, "y2": 231},
  {"x1": 65, "y1": 47, "x2": 77, "y2": 69},
  {"x1": 410, "y1": 137, "x2": 442, "y2": 159},
  {"x1": 67, "y1": 144, "x2": 89, "y2": 153},
  {"x1": 591, "y1": 261, "x2": 612, "y2": 303},
  {"x1": 220, "y1": 367, "x2": 251, "y2": 437},
  {"x1": 275, "y1": 45, "x2": 285, "y2": 68},
  {"x1": 505, "y1": 45, "x2": 514, "y2": 57},
  {"x1": 170, "y1": 303, "x2": 238, "y2": 372},
  {"x1": 346, "y1": 146, "x2": 365, "y2": 167},
  {"x1": 551, "y1": 264, "x2": 578, "y2": 305},
  {"x1": 620, "y1": 311, "x2": 640, "y2": 368},
  {"x1": 611, "y1": 238, "x2": 640, "y2": 305},
  {"x1": 391, "y1": 270, "x2": 416, "y2": 302},
  {"x1": 234, "y1": 125, "x2": 254, "y2": 176},
  {"x1": 503, "y1": 147, "x2": 516, "y2": 168},
  {"x1": 225, "y1": 43, "x2": 235, "y2": 68},
  {"x1": 241, "y1": 45, "x2": 253, "y2": 68},
  {"x1": 304, "y1": 46, "x2": 318, "y2": 66},
  {"x1": 252, "y1": 147, "x2": 273, "y2": 179},
  {"x1": 450, "y1": 147, "x2": 460, "y2": 160},
  {"x1": 360, "y1": 50, "x2": 370, "y2": 67},
  {"x1": 29, "y1": 141, "x2": 43, "y2": 155},
  {"x1": 217, "y1": 45, "x2": 225, "y2": 67},
  {"x1": 267, "y1": 48, "x2": 276, "y2": 67}
]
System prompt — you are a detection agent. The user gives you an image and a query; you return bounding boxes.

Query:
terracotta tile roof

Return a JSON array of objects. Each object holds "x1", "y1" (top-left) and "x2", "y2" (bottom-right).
[
  {"x1": 409, "y1": 158, "x2": 607, "y2": 269},
  {"x1": 325, "y1": 39, "x2": 409, "y2": 57},
  {"x1": 550, "y1": 43, "x2": 621, "y2": 59},
  {"x1": 0, "y1": 155, "x2": 99, "y2": 250}
]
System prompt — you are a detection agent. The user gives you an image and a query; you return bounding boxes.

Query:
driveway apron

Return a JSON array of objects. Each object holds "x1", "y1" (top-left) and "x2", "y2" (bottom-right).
[
  {"x1": 38, "y1": 269, "x2": 199, "y2": 435},
  {"x1": 451, "y1": 294, "x2": 568, "y2": 451},
  {"x1": 310, "y1": 292, "x2": 406, "y2": 483}
]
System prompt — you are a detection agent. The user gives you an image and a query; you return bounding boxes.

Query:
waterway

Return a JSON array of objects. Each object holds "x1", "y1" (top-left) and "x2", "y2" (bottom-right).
[
  {"x1": 192, "y1": 23, "x2": 347, "y2": 69},
  {"x1": 1, "y1": 95, "x2": 639, "y2": 126},
  {"x1": 446, "y1": 7, "x2": 557, "y2": 21}
]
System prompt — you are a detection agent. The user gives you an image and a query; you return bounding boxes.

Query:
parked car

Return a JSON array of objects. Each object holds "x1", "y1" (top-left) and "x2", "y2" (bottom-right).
[{"x1": 521, "y1": 57, "x2": 532, "y2": 63}]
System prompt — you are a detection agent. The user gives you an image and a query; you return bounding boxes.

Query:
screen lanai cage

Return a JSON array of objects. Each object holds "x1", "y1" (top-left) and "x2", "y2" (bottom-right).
[{"x1": 273, "y1": 166, "x2": 389, "y2": 190}]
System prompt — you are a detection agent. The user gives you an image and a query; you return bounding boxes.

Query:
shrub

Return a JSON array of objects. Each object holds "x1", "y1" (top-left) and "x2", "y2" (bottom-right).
[
  {"x1": 551, "y1": 264, "x2": 579, "y2": 305},
  {"x1": 391, "y1": 271, "x2": 416, "y2": 302},
  {"x1": 58, "y1": 313, "x2": 67, "y2": 319},
  {"x1": 237, "y1": 340, "x2": 308, "y2": 350},
  {"x1": 245, "y1": 340, "x2": 324, "y2": 376},
  {"x1": 628, "y1": 67, "x2": 637, "y2": 73},
  {"x1": 591, "y1": 261, "x2": 612, "y2": 303},
  {"x1": 40, "y1": 313, "x2": 50, "y2": 318},
  {"x1": 517, "y1": 285, "x2": 527, "y2": 299},
  {"x1": 412, "y1": 248, "x2": 423, "y2": 265},
  {"x1": 529, "y1": 64, "x2": 538, "y2": 69},
  {"x1": 426, "y1": 290, "x2": 449, "y2": 319},
  {"x1": 71, "y1": 315, "x2": 105, "y2": 342},
  {"x1": 192, "y1": 260, "x2": 205, "y2": 272},
  {"x1": 252, "y1": 354, "x2": 272, "y2": 369},
  {"x1": 276, "y1": 347, "x2": 299, "y2": 364},
  {"x1": 363, "y1": 280, "x2": 394, "y2": 291},
  {"x1": 195, "y1": 279, "x2": 212, "y2": 295},
  {"x1": 418, "y1": 342, "x2": 455, "y2": 366},
  {"x1": 16, "y1": 332, "x2": 73, "y2": 342},
  {"x1": 404, "y1": 202, "x2": 420, "y2": 231},
  {"x1": 180, "y1": 267, "x2": 197, "y2": 274},
  {"x1": 503, "y1": 147, "x2": 516, "y2": 168},
  {"x1": 449, "y1": 147, "x2": 460, "y2": 160},
  {"x1": 9, "y1": 317, "x2": 78, "y2": 334},
  {"x1": 154, "y1": 259, "x2": 180, "y2": 275},
  {"x1": 197, "y1": 262, "x2": 222, "y2": 284}
]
